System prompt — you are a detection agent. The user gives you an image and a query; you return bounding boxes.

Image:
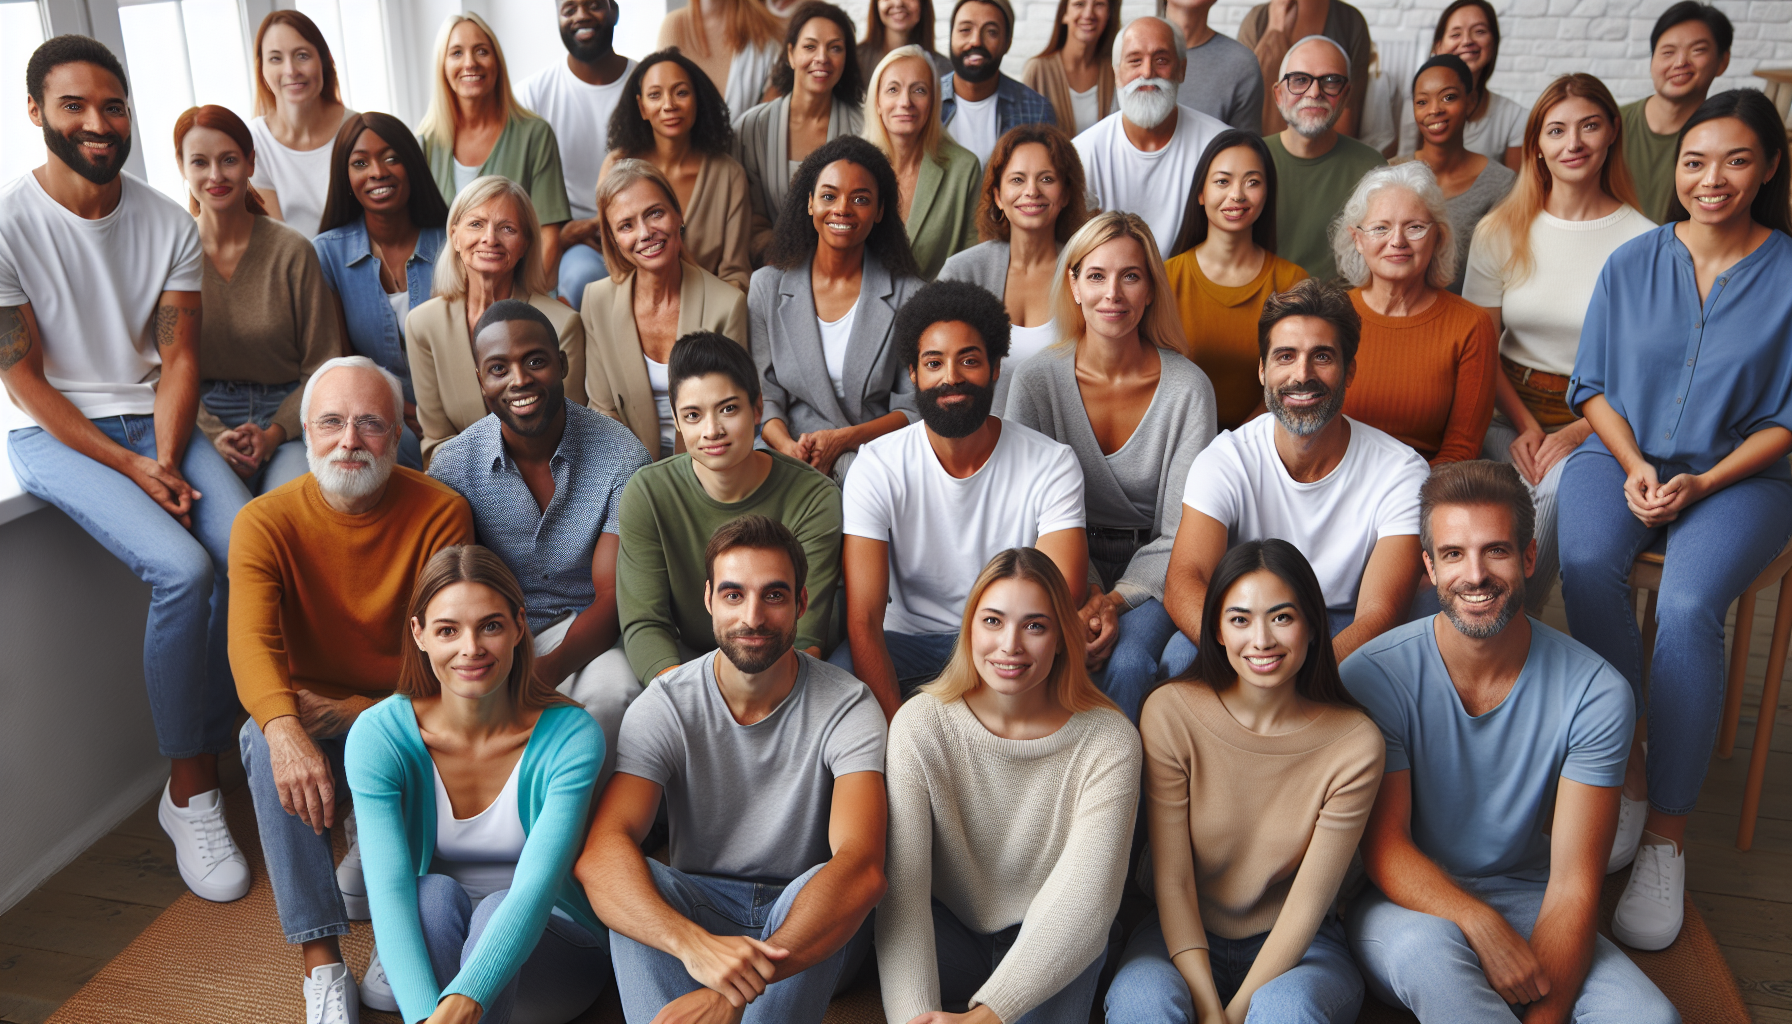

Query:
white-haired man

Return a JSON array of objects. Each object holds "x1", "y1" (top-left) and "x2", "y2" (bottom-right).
[
  {"x1": 230, "y1": 355, "x2": 473, "y2": 1024},
  {"x1": 1072, "y1": 16, "x2": 1227, "y2": 253}
]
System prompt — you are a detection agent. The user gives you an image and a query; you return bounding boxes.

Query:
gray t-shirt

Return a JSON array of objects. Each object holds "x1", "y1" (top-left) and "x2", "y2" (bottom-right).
[
  {"x1": 1178, "y1": 33, "x2": 1263, "y2": 135},
  {"x1": 616, "y1": 650, "x2": 887, "y2": 882}
]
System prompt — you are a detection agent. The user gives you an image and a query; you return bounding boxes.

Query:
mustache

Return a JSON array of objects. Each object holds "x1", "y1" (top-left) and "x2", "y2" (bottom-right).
[
  {"x1": 1276, "y1": 378, "x2": 1331, "y2": 398},
  {"x1": 725, "y1": 625, "x2": 780, "y2": 639},
  {"x1": 926, "y1": 381, "x2": 982, "y2": 399}
]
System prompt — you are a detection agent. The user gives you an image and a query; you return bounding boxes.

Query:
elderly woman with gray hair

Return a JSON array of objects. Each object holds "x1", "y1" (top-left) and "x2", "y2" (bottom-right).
[{"x1": 1331, "y1": 160, "x2": 1498, "y2": 466}]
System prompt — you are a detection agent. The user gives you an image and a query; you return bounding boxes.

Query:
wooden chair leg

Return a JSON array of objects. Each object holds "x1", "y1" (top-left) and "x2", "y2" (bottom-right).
[
  {"x1": 1642, "y1": 589, "x2": 1659, "y2": 684},
  {"x1": 1720, "y1": 589, "x2": 1759, "y2": 758},
  {"x1": 1738, "y1": 572, "x2": 1792, "y2": 851}
]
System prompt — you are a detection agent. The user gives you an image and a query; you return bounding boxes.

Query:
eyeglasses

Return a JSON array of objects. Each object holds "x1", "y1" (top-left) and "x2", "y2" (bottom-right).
[
  {"x1": 310, "y1": 414, "x2": 394, "y2": 438},
  {"x1": 1355, "y1": 222, "x2": 1435, "y2": 242},
  {"x1": 1280, "y1": 72, "x2": 1349, "y2": 96}
]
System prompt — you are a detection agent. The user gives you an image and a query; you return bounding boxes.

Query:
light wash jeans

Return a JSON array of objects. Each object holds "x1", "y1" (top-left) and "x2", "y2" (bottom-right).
[
  {"x1": 1558, "y1": 447, "x2": 1792, "y2": 814},
  {"x1": 1481, "y1": 418, "x2": 1567, "y2": 614},
  {"x1": 535, "y1": 614, "x2": 640, "y2": 792},
  {"x1": 557, "y1": 243, "x2": 608, "y2": 312},
  {"x1": 1106, "y1": 912, "x2": 1362, "y2": 1023},
  {"x1": 414, "y1": 874, "x2": 609, "y2": 1024},
  {"x1": 1347, "y1": 877, "x2": 1678, "y2": 1023},
  {"x1": 610, "y1": 860, "x2": 869, "y2": 1024},
  {"x1": 1097, "y1": 599, "x2": 1184, "y2": 724},
  {"x1": 240, "y1": 718, "x2": 352, "y2": 943},
  {"x1": 826, "y1": 630, "x2": 958, "y2": 698},
  {"x1": 1157, "y1": 610, "x2": 1352, "y2": 683},
  {"x1": 930, "y1": 897, "x2": 1106, "y2": 1023},
  {"x1": 198, "y1": 379, "x2": 309, "y2": 496},
  {"x1": 9, "y1": 415, "x2": 243, "y2": 758}
]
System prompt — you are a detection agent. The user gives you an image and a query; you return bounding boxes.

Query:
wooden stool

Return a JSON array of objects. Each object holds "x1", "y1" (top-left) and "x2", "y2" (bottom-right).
[{"x1": 1629, "y1": 539, "x2": 1792, "y2": 850}]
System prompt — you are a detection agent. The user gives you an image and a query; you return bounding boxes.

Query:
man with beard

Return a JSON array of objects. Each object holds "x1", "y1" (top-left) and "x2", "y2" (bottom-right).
[
  {"x1": 939, "y1": 0, "x2": 1057, "y2": 166},
  {"x1": 579, "y1": 514, "x2": 888, "y2": 1024},
  {"x1": 1165, "y1": 278, "x2": 1425, "y2": 674},
  {"x1": 230, "y1": 355, "x2": 472, "y2": 1023},
  {"x1": 1341, "y1": 460, "x2": 1676, "y2": 1024},
  {"x1": 517, "y1": 0, "x2": 635, "y2": 300},
  {"x1": 1262, "y1": 35, "x2": 1384, "y2": 280},
  {"x1": 2, "y1": 37, "x2": 252, "y2": 903},
  {"x1": 835, "y1": 279, "x2": 1088, "y2": 718},
  {"x1": 1072, "y1": 16, "x2": 1227, "y2": 252}
]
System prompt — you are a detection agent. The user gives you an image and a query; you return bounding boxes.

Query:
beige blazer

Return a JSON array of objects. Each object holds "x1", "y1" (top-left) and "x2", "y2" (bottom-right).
[
  {"x1": 405, "y1": 291, "x2": 586, "y2": 463},
  {"x1": 580, "y1": 263, "x2": 750, "y2": 460},
  {"x1": 680, "y1": 152, "x2": 755, "y2": 293}
]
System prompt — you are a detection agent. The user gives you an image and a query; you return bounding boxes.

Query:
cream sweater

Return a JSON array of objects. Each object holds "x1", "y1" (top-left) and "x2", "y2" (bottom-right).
[{"x1": 877, "y1": 693, "x2": 1141, "y2": 1024}]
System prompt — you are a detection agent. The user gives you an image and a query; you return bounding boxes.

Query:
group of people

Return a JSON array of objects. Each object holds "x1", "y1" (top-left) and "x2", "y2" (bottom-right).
[{"x1": 1, "y1": 0, "x2": 1787, "y2": 1022}]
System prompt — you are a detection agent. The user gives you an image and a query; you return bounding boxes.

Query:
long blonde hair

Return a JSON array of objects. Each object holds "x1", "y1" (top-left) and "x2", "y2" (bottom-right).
[
  {"x1": 399, "y1": 545, "x2": 576, "y2": 712},
  {"x1": 1478, "y1": 73, "x2": 1639, "y2": 284},
  {"x1": 433, "y1": 175, "x2": 550, "y2": 301},
  {"x1": 594, "y1": 159, "x2": 699, "y2": 278},
  {"x1": 861, "y1": 46, "x2": 947, "y2": 167},
  {"x1": 1051, "y1": 211, "x2": 1188, "y2": 356},
  {"x1": 416, "y1": 13, "x2": 538, "y2": 154},
  {"x1": 683, "y1": 0, "x2": 785, "y2": 56},
  {"x1": 923, "y1": 548, "x2": 1119, "y2": 715}
]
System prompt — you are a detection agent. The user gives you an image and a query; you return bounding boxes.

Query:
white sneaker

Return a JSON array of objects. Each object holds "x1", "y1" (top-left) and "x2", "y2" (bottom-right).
[
  {"x1": 303, "y1": 961, "x2": 360, "y2": 1024},
  {"x1": 1612, "y1": 836, "x2": 1686, "y2": 950},
  {"x1": 157, "y1": 781, "x2": 251, "y2": 902},
  {"x1": 337, "y1": 839, "x2": 369, "y2": 920},
  {"x1": 1608, "y1": 794, "x2": 1648, "y2": 873},
  {"x1": 358, "y1": 949, "x2": 398, "y2": 1012}
]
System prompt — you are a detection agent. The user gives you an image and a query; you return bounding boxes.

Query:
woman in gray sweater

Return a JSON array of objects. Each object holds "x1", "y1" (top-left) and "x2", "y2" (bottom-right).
[{"x1": 1007, "y1": 211, "x2": 1217, "y2": 723}]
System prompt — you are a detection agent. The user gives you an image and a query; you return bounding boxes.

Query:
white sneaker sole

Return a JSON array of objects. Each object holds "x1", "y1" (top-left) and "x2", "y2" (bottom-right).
[
  {"x1": 341, "y1": 890, "x2": 370, "y2": 921},
  {"x1": 1613, "y1": 908, "x2": 1684, "y2": 951}
]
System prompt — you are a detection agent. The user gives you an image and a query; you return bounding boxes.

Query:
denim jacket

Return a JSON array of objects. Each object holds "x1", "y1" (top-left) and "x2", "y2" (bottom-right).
[{"x1": 312, "y1": 218, "x2": 446, "y2": 404}]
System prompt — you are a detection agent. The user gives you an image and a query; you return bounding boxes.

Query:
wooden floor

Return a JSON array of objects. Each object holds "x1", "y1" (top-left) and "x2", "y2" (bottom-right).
[{"x1": 2, "y1": 591, "x2": 1789, "y2": 1024}]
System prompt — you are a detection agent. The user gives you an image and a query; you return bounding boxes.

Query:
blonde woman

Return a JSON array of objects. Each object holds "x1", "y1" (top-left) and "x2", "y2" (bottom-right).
[
  {"x1": 407, "y1": 176, "x2": 585, "y2": 462},
  {"x1": 864, "y1": 44, "x2": 981, "y2": 280},
  {"x1": 1006, "y1": 211, "x2": 1216, "y2": 724},
  {"x1": 417, "y1": 13, "x2": 570, "y2": 283},
  {"x1": 877, "y1": 547, "x2": 1142, "y2": 1024},
  {"x1": 658, "y1": 0, "x2": 785, "y2": 116},
  {"x1": 1021, "y1": 0, "x2": 1117, "y2": 134},
  {"x1": 247, "y1": 10, "x2": 354, "y2": 238},
  {"x1": 581, "y1": 160, "x2": 749, "y2": 460}
]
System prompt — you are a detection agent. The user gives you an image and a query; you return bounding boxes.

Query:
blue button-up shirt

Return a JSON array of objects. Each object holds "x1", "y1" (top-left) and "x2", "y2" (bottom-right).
[
  {"x1": 1570, "y1": 224, "x2": 1792, "y2": 481},
  {"x1": 312, "y1": 217, "x2": 446, "y2": 404},
  {"x1": 429, "y1": 402, "x2": 651, "y2": 632},
  {"x1": 939, "y1": 72, "x2": 1058, "y2": 135}
]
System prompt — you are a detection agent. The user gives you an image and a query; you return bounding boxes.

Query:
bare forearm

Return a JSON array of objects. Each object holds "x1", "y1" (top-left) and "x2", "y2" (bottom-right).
[
  {"x1": 846, "y1": 411, "x2": 909, "y2": 449},
  {"x1": 1364, "y1": 834, "x2": 1488, "y2": 930},
  {"x1": 847, "y1": 619, "x2": 900, "y2": 720},
  {"x1": 579, "y1": 831, "x2": 700, "y2": 954},
  {"x1": 153, "y1": 352, "x2": 199, "y2": 468},
  {"x1": 1699, "y1": 426, "x2": 1792, "y2": 494},
  {"x1": 764, "y1": 853, "x2": 885, "y2": 980},
  {"x1": 1580, "y1": 395, "x2": 1646, "y2": 471},
  {"x1": 2, "y1": 369, "x2": 133, "y2": 469},
  {"x1": 538, "y1": 603, "x2": 620, "y2": 684},
  {"x1": 1522, "y1": 892, "x2": 1599, "y2": 1024},
  {"x1": 1164, "y1": 572, "x2": 1208, "y2": 643}
]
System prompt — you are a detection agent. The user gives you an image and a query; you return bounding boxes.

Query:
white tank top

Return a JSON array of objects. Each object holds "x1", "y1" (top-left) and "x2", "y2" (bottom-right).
[{"x1": 432, "y1": 756, "x2": 525, "y2": 903}]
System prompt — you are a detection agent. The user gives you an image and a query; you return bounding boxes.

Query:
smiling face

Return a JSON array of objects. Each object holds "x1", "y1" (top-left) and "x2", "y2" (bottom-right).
[
  {"x1": 638, "y1": 60, "x2": 695, "y2": 143},
  {"x1": 996, "y1": 141, "x2": 1068, "y2": 233},
  {"x1": 452, "y1": 195, "x2": 529, "y2": 281},
  {"x1": 1197, "y1": 143, "x2": 1267, "y2": 237},
  {"x1": 912, "y1": 319, "x2": 997, "y2": 437},
  {"x1": 559, "y1": 0, "x2": 617, "y2": 62},
  {"x1": 445, "y1": 20, "x2": 499, "y2": 103},
  {"x1": 605, "y1": 177, "x2": 684, "y2": 275},
  {"x1": 1071, "y1": 235, "x2": 1152, "y2": 343},
  {"x1": 1352, "y1": 187, "x2": 1438, "y2": 287},
  {"x1": 970, "y1": 576, "x2": 1062, "y2": 699},
  {"x1": 951, "y1": 1, "x2": 1010, "y2": 81},
  {"x1": 347, "y1": 127, "x2": 413, "y2": 217},
  {"x1": 808, "y1": 159, "x2": 883, "y2": 252},
  {"x1": 1412, "y1": 65, "x2": 1472, "y2": 149},
  {"x1": 1062, "y1": 0, "x2": 1109, "y2": 46},
  {"x1": 674, "y1": 371, "x2": 762, "y2": 474},
  {"x1": 1676, "y1": 115, "x2": 1777, "y2": 228},
  {"x1": 1215, "y1": 569, "x2": 1311, "y2": 694},
  {"x1": 303, "y1": 365, "x2": 400, "y2": 501},
  {"x1": 1651, "y1": 20, "x2": 1728, "y2": 103},
  {"x1": 1116, "y1": 17, "x2": 1181, "y2": 90},
  {"x1": 877, "y1": 56, "x2": 936, "y2": 142},
  {"x1": 1260, "y1": 315, "x2": 1351, "y2": 437},
  {"x1": 1537, "y1": 95, "x2": 1614, "y2": 189},
  {"x1": 1434, "y1": 5, "x2": 1494, "y2": 78},
  {"x1": 474, "y1": 318, "x2": 567, "y2": 438},
  {"x1": 260, "y1": 23, "x2": 325, "y2": 108},
  {"x1": 412, "y1": 581, "x2": 523, "y2": 702},
  {"x1": 30, "y1": 62, "x2": 133, "y2": 186},
  {"x1": 705, "y1": 545, "x2": 805, "y2": 674},
  {"x1": 1274, "y1": 39, "x2": 1349, "y2": 139},
  {"x1": 1426, "y1": 502, "x2": 1533, "y2": 640},
  {"x1": 179, "y1": 125, "x2": 253, "y2": 215},
  {"x1": 789, "y1": 16, "x2": 849, "y2": 98},
  {"x1": 880, "y1": 0, "x2": 922, "y2": 35}
]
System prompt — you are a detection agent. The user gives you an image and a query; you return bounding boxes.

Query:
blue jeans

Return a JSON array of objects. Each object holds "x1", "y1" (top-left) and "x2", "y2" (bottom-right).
[
  {"x1": 826, "y1": 630, "x2": 958, "y2": 697},
  {"x1": 1098, "y1": 599, "x2": 1183, "y2": 724},
  {"x1": 1347, "y1": 877, "x2": 1678, "y2": 1023},
  {"x1": 931, "y1": 897, "x2": 1106, "y2": 1023},
  {"x1": 1158, "y1": 610, "x2": 1353, "y2": 683},
  {"x1": 240, "y1": 718, "x2": 350, "y2": 943},
  {"x1": 610, "y1": 860, "x2": 868, "y2": 1024},
  {"x1": 1106, "y1": 912, "x2": 1362, "y2": 1023},
  {"x1": 557, "y1": 243, "x2": 608, "y2": 312},
  {"x1": 198, "y1": 380, "x2": 309, "y2": 496},
  {"x1": 414, "y1": 874, "x2": 609, "y2": 1024},
  {"x1": 1558, "y1": 447, "x2": 1792, "y2": 815},
  {"x1": 9, "y1": 416, "x2": 242, "y2": 758}
]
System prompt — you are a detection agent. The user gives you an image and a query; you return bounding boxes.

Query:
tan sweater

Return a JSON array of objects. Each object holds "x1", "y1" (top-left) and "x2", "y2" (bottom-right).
[
  {"x1": 877, "y1": 693, "x2": 1141, "y2": 1024},
  {"x1": 1142, "y1": 680, "x2": 1383, "y2": 978}
]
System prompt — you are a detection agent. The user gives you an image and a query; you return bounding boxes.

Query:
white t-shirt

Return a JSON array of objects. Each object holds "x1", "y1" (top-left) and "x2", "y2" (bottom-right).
[
  {"x1": 1398, "y1": 89, "x2": 1527, "y2": 163},
  {"x1": 0, "y1": 173, "x2": 202, "y2": 419},
  {"x1": 387, "y1": 288, "x2": 410, "y2": 339},
  {"x1": 453, "y1": 159, "x2": 480, "y2": 194},
  {"x1": 249, "y1": 113, "x2": 350, "y2": 239},
  {"x1": 947, "y1": 90, "x2": 1002, "y2": 166},
  {"x1": 431, "y1": 757, "x2": 525, "y2": 902},
  {"x1": 818, "y1": 298, "x2": 859, "y2": 400},
  {"x1": 1182, "y1": 414, "x2": 1428, "y2": 612},
  {"x1": 844, "y1": 419, "x2": 1086, "y2": 634},
  {"x1": 1462, "y1": 204, "x2": 1653, "y2": 377},
  {"x1": 517, "y1": 58, "x2": 637, "y2": 222},
  {"x1": 644, "y1": 354, "x2": 675, "y2": 455},
  {"x1": 1006, "y1": 320, "x2": 1056, "y2": 369},
  {"x1": 1069, "y1": 85, "x2": 1102, "y2": 136},
  {"x1": 1074, "y1": 104, "x2": 1228, "y2": 257}
]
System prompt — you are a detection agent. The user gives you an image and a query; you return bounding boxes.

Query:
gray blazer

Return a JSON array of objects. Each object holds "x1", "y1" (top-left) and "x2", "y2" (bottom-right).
[
  {"x1": 734, "y1": 96, "x2": 864, "y2": 259},
  {"x1": 748, "y1": 250, "x2": 923, "y2": 437}
]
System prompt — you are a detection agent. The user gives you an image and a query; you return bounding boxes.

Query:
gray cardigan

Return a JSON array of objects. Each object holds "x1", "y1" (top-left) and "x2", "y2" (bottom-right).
[{"x1": 1005, "y1": 344, "x2": 1218, "y2": 607}]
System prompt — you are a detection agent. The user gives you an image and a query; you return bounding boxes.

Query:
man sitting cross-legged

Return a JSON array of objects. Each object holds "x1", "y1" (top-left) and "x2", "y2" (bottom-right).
[
  {"x1": 577, "y1": 514, "x2": 888, "y2": 1024},
  {"x1": 1342, "y1": 461, "x2": 1678, "y2": 1024}
]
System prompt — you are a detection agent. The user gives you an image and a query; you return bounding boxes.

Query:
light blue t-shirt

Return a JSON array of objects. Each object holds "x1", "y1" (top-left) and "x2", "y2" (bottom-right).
[{"x1": 1340, "y1": 617, "x2": 1633, "y2": 883}]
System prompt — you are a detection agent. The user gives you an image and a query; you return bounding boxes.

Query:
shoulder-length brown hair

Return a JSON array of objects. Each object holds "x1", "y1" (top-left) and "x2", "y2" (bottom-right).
[
  {"x1": 1036, "y1": 0, "x2": 1118, "y2": 62},
  {"x1": 923, "y1": 548, "x2": 1119, "y2": 715},
  {"x1": 861, "y1": 0, "x2": 938, "y2": 54},
  {"x1": 976, "y1": 124, "x2": 1090, "y2": 244},
  {"x1": 399, "y1": 546, "x2": 576, "y2": 712},
  {"x1": 173, "y1": 105, "x2": 268, "y2": 217},
  {"x1": 317, "y1": 111, "x2": 450, "y2": 235},
  {"x1": 253, "y1": 10, "x2": 341, "y2": 117},
  {"x1": 594, "y1": 159, "x2": 699, "y2": 278}
]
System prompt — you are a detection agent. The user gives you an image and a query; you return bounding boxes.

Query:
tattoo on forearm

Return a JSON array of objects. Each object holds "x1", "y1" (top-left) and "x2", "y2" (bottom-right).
[
  {"x1": 153, "y1": 304, "x2": 197, "y2": 349},
  {"x1": 0, "y1": 306, "x2": 30, "y2": 372}
]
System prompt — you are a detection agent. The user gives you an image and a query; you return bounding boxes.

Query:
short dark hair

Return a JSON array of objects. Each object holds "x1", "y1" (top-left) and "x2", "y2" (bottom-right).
[
  {"x1": 1412, "y1": 53, "x2": 1476, "y2": 96},
  {"x1": 894, "y1": 279, "x2": 1011, "y2": 371},
  {"x1": 318, "y1": 111, "x2": 450, "y2": 235},
  {"x1": 27, "y1": 35, "x2": 128, "y2": 106},
  {"x1": 705, "y1": 514, "x2": 809, "y2": 595},
  {"x1": 771, "y1": 3, "x2": 864, "y2": 105},
  {"x1": 609, "y1": 49, "x2": 735, "y2": 157},
  {"x1": 669, "y1": 331, "x2": 759, "y2": 408},
  {"x1": 1258, "y1": 278, "x2": 1360, "y2": 365},
  {"x1": 1418, "y1": 459, "x2": 1536, "y2": 557},
  {"x1": 1666, "y1": 90, "x2": 1791, "y2": 236},
  {"x1": 1650, "y1": 0, "x2": 1733, "y2": 54},
  {"x1": 473, "y1": 298, "x2": 558, "y2": 343},
  {"x1": 765, "y1": 135, "x2": 922, "y2": 279}
]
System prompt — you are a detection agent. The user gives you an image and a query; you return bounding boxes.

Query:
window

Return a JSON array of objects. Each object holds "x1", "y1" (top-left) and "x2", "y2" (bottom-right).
[
  {"x1": 295, "y1": 0, "x2": 393, "y2": 116},
  {"x1": 117, "y1": 0, "x2": 252, "y2": 203},
  {"x1": 1, "y1": 0, "x2": 48, "y2": 187}
]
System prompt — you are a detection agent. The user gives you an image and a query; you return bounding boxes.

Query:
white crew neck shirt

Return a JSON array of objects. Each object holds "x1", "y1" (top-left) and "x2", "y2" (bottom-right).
[
  {"x1": 947, "y1": 90, "x2": 1002, "y2": 166},
  {"x1": 453, "y1": 159, "x2": 481, "y2": 194},
  {"x1": 0, "y1": 172, "x2": 202, "y2": 420},
  {"x1": 1073, "y1": 104, "x2": 1227, "y2": 259},
  {"x1": 249, "y1": 112, "x2": 352, "y2": 239},
  {"x1": 818, "y1": 298, "x2": 859, "y2": 400},
  {"x1": 517, "y1": 58, "x2": 637, "y2": 222},
  {"x1": 387, "y1": 289, "x2": 410, "y2": 339},
  {"x1": 1069, "y1": 84, "x2": 1102, "y2": 135},
  {"x1": 643, "y1": 354, "x2": 675, "y2": 455},
  {"x1": 431, "y1": 756, "x2": 525, "y2": 903}
]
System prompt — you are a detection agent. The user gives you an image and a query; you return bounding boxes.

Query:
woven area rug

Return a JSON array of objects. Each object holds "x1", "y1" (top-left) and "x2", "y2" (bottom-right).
[{"x1": 44, "y1": 785, "x2": 1749, "y2": 1024}]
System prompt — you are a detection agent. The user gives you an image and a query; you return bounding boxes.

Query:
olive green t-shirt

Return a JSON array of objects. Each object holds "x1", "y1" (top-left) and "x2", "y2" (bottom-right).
[
  {"x1": 1266, "y1": 132, "x2": 1386, "y2": 283},
  {"x1": 422, "y1": 113, "x2": 572, "y2": 225},
  {"x1": 1620, "y1": 98, "x2": 1679, "y2": 224}
]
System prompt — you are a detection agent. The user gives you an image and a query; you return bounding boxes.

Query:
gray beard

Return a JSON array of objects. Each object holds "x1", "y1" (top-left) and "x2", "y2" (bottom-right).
[
  {"x1": 1119, "y1": 77, "x2": 1177, "y2": 130},
  {"x1": 1439, "y1": 579, "x2": 1524, "y2": 639},
  {"x1": 1264, "y1": 382, "x2": 1345, "y2": 438},
  {"x1": 306, "y1": 445, "x2": 396, "y2": 503},
  {"x1": 1279, "y1": 100, "x2": 1341, "y2": 139}
]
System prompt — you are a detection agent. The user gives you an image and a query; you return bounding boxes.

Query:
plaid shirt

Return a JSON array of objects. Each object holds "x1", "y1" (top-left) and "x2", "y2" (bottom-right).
[{"x1": 939, "y1": 72, "x2": 1057, "y2": 135}]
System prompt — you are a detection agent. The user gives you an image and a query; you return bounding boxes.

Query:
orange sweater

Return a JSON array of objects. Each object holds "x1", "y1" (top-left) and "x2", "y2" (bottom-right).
[
  {"x1": 1343, "y1": 289, "x2": 1498, "y2": 464},
  {"x1": 229, "y1": 468, "x2": 474, "y2": 727},
  {"x1": 1165, "y1": 250, "x2": 1307, "y2": 430}
]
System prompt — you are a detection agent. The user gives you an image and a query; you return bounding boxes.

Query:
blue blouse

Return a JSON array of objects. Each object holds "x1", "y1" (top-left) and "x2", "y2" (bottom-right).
[
  {"x1": 312, "y1": 218, "x2": 446, "y2": 404},
  {"x1": 1570, "y1": 224, "x2": 1792, "y2": 481}
]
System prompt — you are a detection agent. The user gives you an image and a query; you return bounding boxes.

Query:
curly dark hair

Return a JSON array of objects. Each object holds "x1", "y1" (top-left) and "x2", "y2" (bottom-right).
[
  {"x1": 769, "y1": 3, "x2": 864, "y2": 106},
  {"x1": 894, "y1": 279, "x2": 1011, "y2": 370},
  {"x1": 765, "y1": 135, "x2": 921, "y2": 278},
  {"x1": 607, "y1": 49, "x2": 735, "y2": 157},
  {"x1": 27, "y1": 35, "x2": 127, "y2": 104}
]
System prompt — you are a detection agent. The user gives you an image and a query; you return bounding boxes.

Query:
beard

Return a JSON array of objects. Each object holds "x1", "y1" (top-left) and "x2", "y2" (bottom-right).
[
  {"x1": 492, "y1": 386, "x2": 564, "y2": 438},
  {"x1": 715, "y1": 622, "x2": 796, "y2": 674},
  {"x1": 306, "y1": 444, "x2": 396, "y2": 503},
  {"x1": 917, "y1": 379, "x2": 995, "y2": 439},
  {"x1": 44, "y1": 124, "x2": 131, "y2": 185},
  {"x1": 951, "y1": 46, "x2": 1000, "y2": 84},
  {"x1": 1277, "y1": 95, "x2": 1342, "y2": 139},
  {"x1": 560, "y1": 18, "x2": 615, "y2": 63},
  {"x1": 1264, "y1": 377, "x2": 1345, "y2": 437},
  {"x1": 1118, "y1": 75, "x2": 1177, "y2": 130},
  {"x1": 1438, "y1": 574, "x2": 1524, "y2": 640}
]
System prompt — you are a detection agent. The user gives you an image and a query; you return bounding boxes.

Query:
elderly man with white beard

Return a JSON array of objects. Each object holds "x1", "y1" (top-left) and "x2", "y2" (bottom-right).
[
  {"x1": 1072, "y1": 16, "x2": 1228, "y2": 254},
  {"x1": 229, "y1": 354, "x2": 473, "y2": 1024}
]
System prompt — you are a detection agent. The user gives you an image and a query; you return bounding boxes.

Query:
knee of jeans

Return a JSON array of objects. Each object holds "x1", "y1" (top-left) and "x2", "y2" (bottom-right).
[
  {"x1": 1652, "y1": 585, "x2": 1726, "y2": 636},
  {"x1": 1625, "y1": 991, "x2": 1681, "y2": 1024},
  {"x1": 239, "y1": 719, "x2": 270, "y2": 774},
  {"x1": 148, "y1": 540, "x2": 218, "y2": 600},
  {"x1": 417, "y1": 873, "x2": 472, "y2": 923},
  {"x1": 1361, "y1": 908, "x2": 1467, "y2": 972},
  {"x1": 1105, "y1": 962, "x2": 1191, "y2": 1024}
]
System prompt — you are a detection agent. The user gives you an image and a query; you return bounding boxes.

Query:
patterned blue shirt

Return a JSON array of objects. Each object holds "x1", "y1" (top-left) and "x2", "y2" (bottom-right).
[
  {"x1": 939, "y1": 72, "x2": 1057, "y2": 135},
  {"x1": 429, "y1": 402, "x2": 651, "y2": 632}
]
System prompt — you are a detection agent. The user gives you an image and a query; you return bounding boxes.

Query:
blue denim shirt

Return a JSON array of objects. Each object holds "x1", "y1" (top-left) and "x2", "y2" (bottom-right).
[{"x1": 312, "y1": 218, "x2": 446, "y2": 404}]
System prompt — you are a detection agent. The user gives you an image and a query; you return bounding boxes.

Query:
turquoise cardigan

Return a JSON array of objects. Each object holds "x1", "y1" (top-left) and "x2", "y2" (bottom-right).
[{"x1": 345, "y1": 697, "x2": 603, "y2": 1022}]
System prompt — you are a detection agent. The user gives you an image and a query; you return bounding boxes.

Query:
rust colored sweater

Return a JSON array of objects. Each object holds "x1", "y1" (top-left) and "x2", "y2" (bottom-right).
[
  {"x1": 229, "y1": 468, "x2": 474, "y2": 727},
  {"x1": 1343, "y1": 289, "x2": 1498, "y2": 464}
]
